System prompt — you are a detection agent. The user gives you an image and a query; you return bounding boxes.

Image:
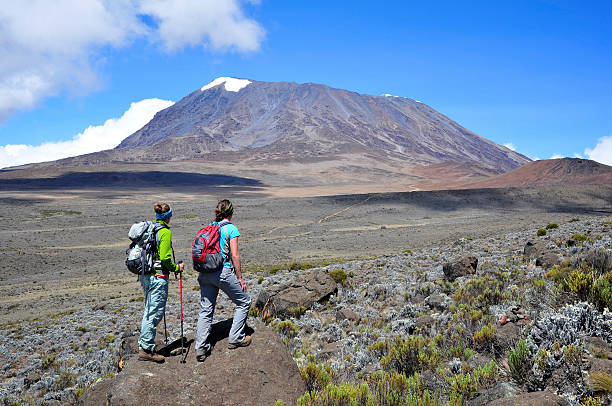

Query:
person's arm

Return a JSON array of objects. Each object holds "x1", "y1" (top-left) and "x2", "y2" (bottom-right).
[
  {"x1": 158, "y1": 229, "x2": 181, "y2": 273},
  {"x1": 229, "y1": 237, "x2": 246, "y2": 291}
]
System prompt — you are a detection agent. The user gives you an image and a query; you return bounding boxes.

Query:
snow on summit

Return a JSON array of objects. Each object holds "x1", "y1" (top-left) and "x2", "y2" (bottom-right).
[{"x1": 201, "y1": 77, "x2": 252, "y2": 92}]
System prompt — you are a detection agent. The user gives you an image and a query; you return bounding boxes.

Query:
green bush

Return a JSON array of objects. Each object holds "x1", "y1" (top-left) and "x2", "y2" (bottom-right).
[
  {"x1": 571, "y1": 233, "x2": 588, "y2": 242},
  {"x1": 299, "y1": 362, "x2": 337, "y2": 394},
  {"x1": 276, "y1": 320, "x2": 299, "y2": 338},
  {"x1": 593, "y1": 273, "x2": 612, "y2": 311},
  {"x1": 473, "y1": 323, "x2": 497, "y2": 349},
  {"x1": 545, "y1": 223, "x2": 559, "y2": 230},
  {"x1": 448, "y1": 360, "x2": 499, "y2": 406},
  {"x1": 380, "y1": 336, "x2": 441, "y2": 376},
  {"x1": 288, "y1": 306, "x2": 307, "y2": 318},
  {"x1": 329, "y1": 269, "x2": 348, "y2": 284},
  {"x1": 507, "y1": 339, "x2": 530, "y2": 385},
  {"x1": 42, "y1": 355, "x2": 57, "y2": 370},
  {"x1": 536, "y1": 228, "x2": 547, "y2": 237}
]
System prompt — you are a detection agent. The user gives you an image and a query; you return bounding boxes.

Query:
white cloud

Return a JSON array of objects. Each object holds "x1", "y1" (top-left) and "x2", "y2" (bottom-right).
[
  {"x1": 141, "y1": 0, "x2": 265, "y2": 52},
  {"x1": 503, "y1": 142, "x2": 516, "y2": 151},
  {"x1": 573, "y1": 152, "x2": 584, "y2": 158},
  {"x1": 585, "y1": 135, "x2": 612, "y2": 166},
  {"x1": 550, "y1": 154, "x2": 563, "y2": 159},
  {"x1": 0, "y1": 0, "x2": 264, "y2": 120},
  {"x1": 0, "y1": 98, "x2": 174, "y2": 168}
]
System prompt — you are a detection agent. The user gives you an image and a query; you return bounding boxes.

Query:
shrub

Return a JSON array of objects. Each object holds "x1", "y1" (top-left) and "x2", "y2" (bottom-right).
[
  {"x1": 473, "y1": 323, "x2": 497, "y2": 349},
  {"x1": 380, "y1": 335, "x2": 441, "y2": 376},
  {"x1": 507, "y1": 339, "x2": 530, "y2": 385},
  {"x1": 299, "y1": 362, "x2": 337, "y2": 394},
  {"x1": 288, "y1": 306, "x2": 307, "y2": 318},
  {"x1": 448, "y1": 360, "x2": 499, "y2": 406},
  {"x1": 258, "y1": 276, "x2": 264, "y2": 284},
  {"x1": 546, "y1": 223, "x2": 559, "y2": 229},
  {"x1": 329, "y1": 269, "x2": 348, "y2": 284},
  {"x1": 590, "y1": 371, "x2": 612, "y2": 392},
  {"x1": 571, "y1": 233, "x2": 588, "y2": 242},
  {"x1": 581, "y1": 396, "x2": 603, "y2": 406},
  {"x1": 42, "y1": 355, "x2": 56, "y2": 370},
  {"x1": 55, "y1": 370, "x2": 76, "y2": 390},
  {"x1": 567, "y1": 268, "x2": 594, "y2": 298},
  {"x1": 298, "y1": 382, "x2": 371, "y2": 406},
  {"x1": 276, "y1": 320, "x2": 299, "y2": 338},
  {"x1": 537, "y1": 228, "x2": 547, "y2": 237},
  {"x1": 592, "y1": 272, "x2": 612, "y2": 311},
  {"x1": 453, "y1": 274, "x2": 507, "y2": 310}
]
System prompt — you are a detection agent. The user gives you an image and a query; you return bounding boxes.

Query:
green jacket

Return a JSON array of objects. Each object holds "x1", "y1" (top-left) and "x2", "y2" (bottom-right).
[{"x1": 155, "y1": 220, "x2": 179, "y2": 274}]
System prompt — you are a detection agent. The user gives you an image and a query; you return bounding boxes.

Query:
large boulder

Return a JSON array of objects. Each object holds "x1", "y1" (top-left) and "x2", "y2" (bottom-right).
[
  {"x1": 583, "y1": 248, "x2": 612, "y2": 273},
  {"x1": 443, "y1": 255, "x2": 478, "y2": 281},
  {"x1": 79, "y1": 320, "x2": 306, "y2": 406},
  {"x1": 524, "y1": 240, "x2": 546, "y2": 257},
  {"x1": 535, "y1": 252, "x2": 561, "y2": 269},
  {"x1": 255, "y1": 270, "x2": 337, "y2": 319},
  {"x1": 488, "y1": 391, "x2": 570, "y2": 406}
]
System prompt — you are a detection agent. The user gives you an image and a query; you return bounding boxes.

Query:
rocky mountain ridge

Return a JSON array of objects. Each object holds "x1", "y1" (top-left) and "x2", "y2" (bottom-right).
[{"x1": 114, "y1": 78, "x2": 529, "y2": 173}]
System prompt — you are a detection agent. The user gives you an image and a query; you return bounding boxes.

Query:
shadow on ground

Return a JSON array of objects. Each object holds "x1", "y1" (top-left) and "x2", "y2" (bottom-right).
[{"x1": 0, "y1": 171, "x2": 265, "y2": 193}]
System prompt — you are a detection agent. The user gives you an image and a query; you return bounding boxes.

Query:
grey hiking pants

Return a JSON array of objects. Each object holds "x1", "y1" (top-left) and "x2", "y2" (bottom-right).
[{"x1": 195, "y1": 267, "x2": 251, "y2": 356}]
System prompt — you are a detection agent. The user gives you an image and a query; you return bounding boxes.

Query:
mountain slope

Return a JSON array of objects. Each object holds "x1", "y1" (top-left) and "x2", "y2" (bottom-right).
[
  {"x1": 116, "y1": 78, "x2": 530, "y2": 173},
  {"x1": 458, "y1": 158, "x2": 612, "y2": 188}
]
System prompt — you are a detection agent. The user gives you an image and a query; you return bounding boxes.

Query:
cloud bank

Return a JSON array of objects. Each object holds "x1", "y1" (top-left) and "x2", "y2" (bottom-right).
[
  {"x1": 585, "y1": 135, "x2": 612, "y2": 166},
  {"x1": 0, "y1": 0, "x2": 264, "y2": 120},
  {"x1": 0, "y1": 98, "x2": 174, "y2": 168}
]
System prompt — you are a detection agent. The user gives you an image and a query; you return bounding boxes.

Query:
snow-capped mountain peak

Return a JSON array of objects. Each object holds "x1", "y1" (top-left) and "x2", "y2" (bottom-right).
[{"x1": 201, "y1": 77, "x2": 252, "y2": 92}]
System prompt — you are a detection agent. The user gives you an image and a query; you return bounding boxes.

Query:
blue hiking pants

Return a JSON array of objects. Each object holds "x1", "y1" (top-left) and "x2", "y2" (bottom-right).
[
  {"x1": 195, "y1": 267, "x2": 251, "y2": 356},
  {"x1": 138, "y1": 275, "x2": 169, "y2": 352}
]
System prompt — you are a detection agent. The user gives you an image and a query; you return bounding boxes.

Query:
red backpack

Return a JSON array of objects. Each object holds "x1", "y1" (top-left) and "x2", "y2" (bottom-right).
[{"x1": 191, "y1": 221, "x2": 230, "y2": 272}]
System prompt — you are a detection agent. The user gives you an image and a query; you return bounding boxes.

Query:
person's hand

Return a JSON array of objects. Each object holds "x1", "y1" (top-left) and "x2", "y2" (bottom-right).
[
  {"x1": 178, "y1": 262, "x2": 185, "y2": 273},
  {"x1": 238, "y1": 276, "x2": 247, "y2": 291}
]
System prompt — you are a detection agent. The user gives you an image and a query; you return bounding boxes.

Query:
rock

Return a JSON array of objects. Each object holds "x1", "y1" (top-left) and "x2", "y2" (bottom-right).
[
  {"x1": 535, "y1": 252, "x2": 560, "y2": 269},
  {"x1": 319, "y1": 342, "x2": 340, "y2": 359},
  {"x1": 255, "y1": 270, "x2": 337, "y2": 319},
  {"x1": 583, "y1": 248, "x2": 612, "y2": 273},
  {"x1": 415, "y1": 315, "x2": 434, "y2": 328},
  {"x1": 467, "y1": 382, "x2": 521, "y2": 406},
  {"x1": 489, "y1": 391, "x2": 570, "y2": 406},
  {"x1": 442, "y1": 255, "x2": 478, "y2": 281},
  {"x1": 524, "y1": 241, "x2": 546, "y2": 257},
  {"x1": 336, "y1": 308, "x2": 359, "y2": 322},
  {"x1": 79, "y1": 320, "x2": 305, "y2": 406},
  {"x1": 425, "y1": 293, "x2": 451, "y2": 310},
  {"x1": 590, "y1": 357, "x2": 612, "y2": 376},
  {"x1": 494, "y1": 322, "x2": 522, "y2": 356}
]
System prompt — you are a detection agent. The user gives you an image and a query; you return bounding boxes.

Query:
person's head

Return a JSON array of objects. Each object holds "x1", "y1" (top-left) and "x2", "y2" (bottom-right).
[
  {"x1": 214, "y1": 199, "x2": 234, "y2": 222},
  {"x1": 154, "y1": 203, "x2": 173, "y2": 223}
]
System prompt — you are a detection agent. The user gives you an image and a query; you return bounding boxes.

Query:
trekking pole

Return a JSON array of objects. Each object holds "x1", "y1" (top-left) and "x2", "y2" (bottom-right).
[
  {"x1": 163, "y1": 312, "x2": 169, "y2": 346},
  {"x1": 178, "y1": 261, "x2": 186, "y2": 363}
]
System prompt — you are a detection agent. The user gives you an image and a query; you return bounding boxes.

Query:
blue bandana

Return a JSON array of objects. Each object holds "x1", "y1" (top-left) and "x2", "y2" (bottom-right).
[{"x1": 156, "y1": 208, "x2": 172, "y2": 220}]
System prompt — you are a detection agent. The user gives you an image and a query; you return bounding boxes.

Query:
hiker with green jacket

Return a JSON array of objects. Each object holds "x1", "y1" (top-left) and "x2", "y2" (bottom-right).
[{"x1": 138, "y1": 203, "x2": 185, "y2": 363}]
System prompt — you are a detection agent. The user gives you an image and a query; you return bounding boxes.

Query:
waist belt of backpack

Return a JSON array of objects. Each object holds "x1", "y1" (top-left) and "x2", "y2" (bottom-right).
[{"x1": 154, "y1": 273, "x2": 169, "y2": 278}]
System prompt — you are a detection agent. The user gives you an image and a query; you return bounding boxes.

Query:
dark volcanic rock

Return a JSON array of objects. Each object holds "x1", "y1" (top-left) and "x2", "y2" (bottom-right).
[
  {"x1": 536, "y1": 252, "x2": 561, "y2": 269},
  {"x1": 467, "y1": 382, "x2": 520, "y2": 406},
  {"x1": 524, "y1": 240, "x2": 546, "y2": 257},
  {"x1": 255, "y1": 270, "x2": 337, "y2": 319},
  {"x1": 443, "y1": 254, "x2": 478, "y2": 281},
  {"x1": 489, "y1": 391, "x2": 570, "y2": 406},
  {"x1": 80, "y1": 321, "x2": 305, "y2": 406}
]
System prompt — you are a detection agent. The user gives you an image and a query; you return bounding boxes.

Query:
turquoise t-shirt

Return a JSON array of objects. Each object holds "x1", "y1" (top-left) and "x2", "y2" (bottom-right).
[{"x1": 214, "y1": 221, "x2": 240, "y2": 268}]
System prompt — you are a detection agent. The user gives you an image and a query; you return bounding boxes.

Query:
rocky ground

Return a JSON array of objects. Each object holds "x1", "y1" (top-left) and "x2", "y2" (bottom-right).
[{"x1": 1, "y1": 213, "x2": 611, "y2": 405}]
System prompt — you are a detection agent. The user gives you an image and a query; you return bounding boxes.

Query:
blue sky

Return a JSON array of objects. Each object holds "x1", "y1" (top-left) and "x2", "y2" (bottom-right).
[{"x1": 1, "y1": 0, "x2": 611, "y2": 167}]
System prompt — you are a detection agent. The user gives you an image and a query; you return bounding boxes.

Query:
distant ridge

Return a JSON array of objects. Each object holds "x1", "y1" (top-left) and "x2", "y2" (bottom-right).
[{"x1": 459, "y1": 158, "x2": 612, "y2": 188}]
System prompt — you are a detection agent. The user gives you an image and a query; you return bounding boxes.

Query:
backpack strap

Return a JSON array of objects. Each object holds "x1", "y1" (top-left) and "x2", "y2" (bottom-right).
[{"x1": 217, "y1": 221, "x2": 232, "y2": 264}]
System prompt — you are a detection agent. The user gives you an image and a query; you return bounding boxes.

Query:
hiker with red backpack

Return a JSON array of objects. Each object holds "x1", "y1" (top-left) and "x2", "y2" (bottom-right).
[
  {"x1": 193, "y1": 199, "x2": 251, "y2": 362},
  {"x1": 137, "y1": 203, "x2": 184, "y2": 363}
]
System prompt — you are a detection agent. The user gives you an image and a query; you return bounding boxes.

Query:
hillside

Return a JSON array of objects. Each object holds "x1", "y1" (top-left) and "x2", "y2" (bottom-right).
[{"x1": 458, "y1": 158, "x2": 612, "y2": 189}]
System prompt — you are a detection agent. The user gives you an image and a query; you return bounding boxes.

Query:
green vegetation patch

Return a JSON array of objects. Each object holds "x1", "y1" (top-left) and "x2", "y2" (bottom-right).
[
  {"x1": 329, "y1": 269, "x2": 348, "y2": 284},
  {"x1": 536, "y1": 228, "x2": 547, "y2": 237}
]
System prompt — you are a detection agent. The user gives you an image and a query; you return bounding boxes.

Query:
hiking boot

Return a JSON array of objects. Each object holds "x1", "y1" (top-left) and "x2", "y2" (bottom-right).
[
  {"x1": 196, "y1": 348, "x2": 211, "y2": 362},
  {"x1": 228, "y1": 335, "x2": 252, "y2": 350},
  {"x1": 138, "y1": 348, "x2": 165, "y2": 363}
]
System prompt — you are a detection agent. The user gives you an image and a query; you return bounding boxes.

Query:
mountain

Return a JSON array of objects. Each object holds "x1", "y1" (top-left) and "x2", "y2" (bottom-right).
[
  {"x1": 115, "y1": 77, "x2": 530, "y2": 173},
  {"x1": 458, "y1": 158, "x2": 612, "y2": 189}
]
